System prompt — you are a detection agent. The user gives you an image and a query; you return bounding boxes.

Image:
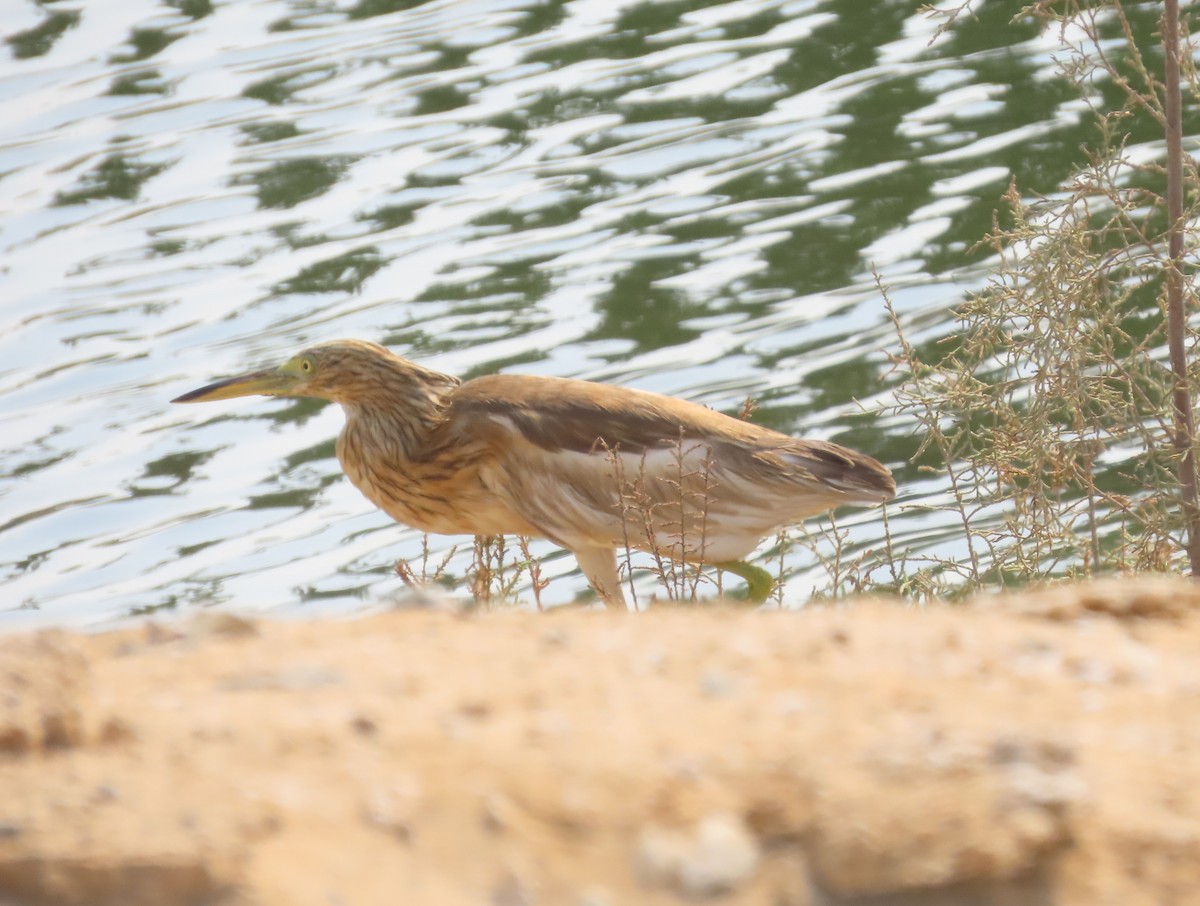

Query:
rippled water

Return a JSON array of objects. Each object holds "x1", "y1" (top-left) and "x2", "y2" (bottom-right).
[{"x1": 1, "y1": 0, "x2": 1120, "y2": 625}]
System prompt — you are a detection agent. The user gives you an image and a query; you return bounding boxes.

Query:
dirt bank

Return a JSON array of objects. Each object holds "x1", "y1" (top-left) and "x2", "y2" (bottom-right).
[{"x1": 2, "y1": 578, "x2": 1199, "y2": 906}]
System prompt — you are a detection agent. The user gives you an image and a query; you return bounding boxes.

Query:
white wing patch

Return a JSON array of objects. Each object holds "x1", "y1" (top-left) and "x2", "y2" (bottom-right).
[{"x1": 482, "y1": 414, "x2": 860, "y2": 563}]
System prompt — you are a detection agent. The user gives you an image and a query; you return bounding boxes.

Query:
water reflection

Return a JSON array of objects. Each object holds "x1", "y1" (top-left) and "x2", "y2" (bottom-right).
[
  {"x1": 8, "y1": 8, "x2": 81, "y2": 60},
  {"x1": 0, "y1": 0, "x2": 1139, "y2": 624},
  {"x1": 54, "y1": 154, "x2": 170, "y2": 205}
]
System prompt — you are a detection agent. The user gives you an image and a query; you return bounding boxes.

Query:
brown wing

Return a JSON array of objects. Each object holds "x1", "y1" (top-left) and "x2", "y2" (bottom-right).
[{"x1": 444, "y1": 373, "x2": 895, "y2": 503}]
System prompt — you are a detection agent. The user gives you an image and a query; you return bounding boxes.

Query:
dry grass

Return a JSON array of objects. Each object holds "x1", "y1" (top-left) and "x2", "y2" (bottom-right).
[{"x1": 802, "y1": 0, "x2": 1200, "y2": 601}]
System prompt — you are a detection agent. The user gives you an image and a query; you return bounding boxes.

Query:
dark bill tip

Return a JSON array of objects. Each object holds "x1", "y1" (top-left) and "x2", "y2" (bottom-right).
[{"x1": 171, "y1": 368, "x2": 288, "y2": 404}]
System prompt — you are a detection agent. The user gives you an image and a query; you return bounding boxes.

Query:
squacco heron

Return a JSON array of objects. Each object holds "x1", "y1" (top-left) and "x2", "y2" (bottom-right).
[{"x1": 174, "y1": 340, "x2": 895, "y2": 606}]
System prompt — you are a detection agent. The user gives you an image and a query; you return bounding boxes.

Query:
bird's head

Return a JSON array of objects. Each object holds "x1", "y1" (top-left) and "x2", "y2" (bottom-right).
[{"x1": 171, "y1": 339, "x2": 458, "y2": 408}]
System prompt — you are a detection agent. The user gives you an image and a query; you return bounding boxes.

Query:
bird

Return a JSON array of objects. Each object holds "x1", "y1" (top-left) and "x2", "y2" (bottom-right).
[{"x1": 173, "y1": 339, "x2": 895, "y2": 607}]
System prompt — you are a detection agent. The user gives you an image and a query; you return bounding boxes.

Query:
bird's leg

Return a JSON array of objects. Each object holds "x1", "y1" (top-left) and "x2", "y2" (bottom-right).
[
  {"x1": 572, "y1": 545, "x2": 627, "y2": 610},
  {"x1": 713, "y1": 560, "x2": 775, "y2": 603}
]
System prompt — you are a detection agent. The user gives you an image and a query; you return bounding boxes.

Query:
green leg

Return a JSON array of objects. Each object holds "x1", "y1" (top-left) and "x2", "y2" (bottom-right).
[{"x1": 714, "y1": 560, "x2": 775, "y2": 603}]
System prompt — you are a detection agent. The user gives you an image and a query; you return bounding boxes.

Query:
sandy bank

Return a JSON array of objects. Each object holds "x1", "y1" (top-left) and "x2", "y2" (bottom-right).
[{"x1": 2, "y1": 579, "x2": 1199, "y2": 905}]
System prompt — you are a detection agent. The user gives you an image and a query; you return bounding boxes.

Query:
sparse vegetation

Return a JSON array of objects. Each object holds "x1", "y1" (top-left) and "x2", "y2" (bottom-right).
[{"x1": 801, "y1": 0, "x2": 1200, "y2": 601}]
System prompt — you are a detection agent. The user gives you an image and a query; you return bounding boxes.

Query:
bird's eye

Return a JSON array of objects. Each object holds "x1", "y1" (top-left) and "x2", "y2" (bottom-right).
[{"x1": 300, "y1": 359, "x2": 313, "y2": 373}]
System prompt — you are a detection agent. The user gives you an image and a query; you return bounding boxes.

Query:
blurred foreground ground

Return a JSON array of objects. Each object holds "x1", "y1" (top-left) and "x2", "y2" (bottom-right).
[{"x1": 2, "y1": 579, "x2": 1199, "y2": 906}]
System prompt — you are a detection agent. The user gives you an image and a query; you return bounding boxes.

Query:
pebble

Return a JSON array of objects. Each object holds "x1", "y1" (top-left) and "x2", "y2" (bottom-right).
[{"x1": 637, "y1": 812, "x2": 760, "y2": 897}]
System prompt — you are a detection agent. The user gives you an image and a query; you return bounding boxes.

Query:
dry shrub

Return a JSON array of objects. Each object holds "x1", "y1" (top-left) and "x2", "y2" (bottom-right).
[{"x1": 819, "y1": 0, "x2": 1200, "y2": 600}]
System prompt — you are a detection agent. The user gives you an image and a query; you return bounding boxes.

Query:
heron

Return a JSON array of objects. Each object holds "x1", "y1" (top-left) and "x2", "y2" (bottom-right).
[{"x1": 173, "y1": 339, "x2": 895, "y2": 607}]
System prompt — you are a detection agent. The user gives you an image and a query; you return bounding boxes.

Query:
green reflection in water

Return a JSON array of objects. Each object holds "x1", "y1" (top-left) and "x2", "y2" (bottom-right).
[
  {"x1": 512, "y1": 2, "x2": 566, "y2": 38},
  {"x1": 589, "y1": 262, "x2": 706, "y2": 354},
  {"x1": 361, "y1": 204, "x2": 416, "y2": 232},
  {"x1": 149, "y1": 238, "x2": 188, "y2": 257},
  {"x1": 109, "y1": 70, "x2": 169, "y2": 96},
  {"x1": 241, "y1": 122, "x2": 303, "y2": 145},
  {"x1": 14, "y1": 548, "x2": 51, "y2": 576},
  {"x1": 414, "y1": 84, "x2": 469, "y2": 116},
  {"x1": 127, "y1": 450, "x2": 216, "y2": 497},
  {"x1": 414, "y1": 261, "x2": 554, "y2": 309},
  {"x1": 111, "y1": 28, "x2": 181, "y2": 63},
  {"x1": 285, "y1": 440, "x2": 337, "y2": 470},
  {"x1": 129, "y1": 599, "x2": 179, "y2": 617},
  {"x1": 178, "y1": 540, "x2": 219, "y2": 557},
  {"x1": 347, "y1": 0, "x2": 433, "y2": 20},
  {"x1": 244, "y1": 68, "x2": 336, "y2": 105},
  {"x1": 248, "y1": 484, "x2": 332, "y2": 510},
  {"x1": 275, "y1": 248, "x2": 389, "y2": 295},
  {"x1": 244, "y1": 156, "x2": 358, "y2": 209},
  {"x1": 382, "y1": 327, "x2": 457, "y2": 358},
  {"x1": 269, "y1": 397, "x2": 329, "y2": 427},
  {"x1": 525, "y1": 1, "x2": 688, "y2": 64},
  {"x1": 272, "y1": 221, "x2": 329, "y2": 250},
  {"x1": 168, "y1": 0, "x2": 214, "y2": 20},
  {"x1": 53, "y1": 154, "x2": 170, "y2": 206},
  {"x1": 9, "y1": 451, "x2": 69, "y2": 479},
  {"x1": 244, "y1": 75, "x2": 296, "y2": 106},
  {"x1": 522, "y1": 90, "x2": 606, "y2": 130},
  {"x1": 6, "y1": 6, "x2": 80, "y2": 60}
]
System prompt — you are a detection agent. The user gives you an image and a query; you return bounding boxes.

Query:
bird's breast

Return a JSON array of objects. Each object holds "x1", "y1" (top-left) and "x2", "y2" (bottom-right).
[{"x1": 335, "y1": 418, "x2": 539, "y2": 537}]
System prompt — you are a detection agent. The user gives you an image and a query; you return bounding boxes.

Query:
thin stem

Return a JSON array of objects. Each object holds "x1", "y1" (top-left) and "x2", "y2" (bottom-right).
[{"x1": 1163, "y1": 0, "x2": 1200, "y2": 574}]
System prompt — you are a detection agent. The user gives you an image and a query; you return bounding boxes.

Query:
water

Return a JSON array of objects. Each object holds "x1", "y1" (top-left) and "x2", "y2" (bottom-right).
[{"x1": 0, "y1": 0, "x2": 1132, "y2": 625}]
